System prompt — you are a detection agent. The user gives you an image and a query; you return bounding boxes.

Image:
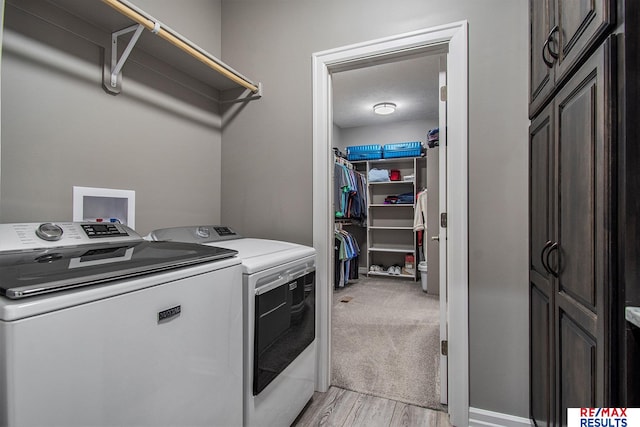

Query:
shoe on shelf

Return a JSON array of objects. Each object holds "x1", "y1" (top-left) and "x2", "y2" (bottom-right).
[{"x1": 387, "y1": 266, "x2": 395, "y2": 275}]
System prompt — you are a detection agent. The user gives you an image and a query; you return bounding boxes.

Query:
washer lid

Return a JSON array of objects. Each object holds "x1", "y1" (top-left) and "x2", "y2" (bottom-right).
[
  {"x1": 209, "y1": 238, "x2": 315, "y2": 274},
  {"x1": 0, "y1": 241, "x2": 238, "y2": 299}
]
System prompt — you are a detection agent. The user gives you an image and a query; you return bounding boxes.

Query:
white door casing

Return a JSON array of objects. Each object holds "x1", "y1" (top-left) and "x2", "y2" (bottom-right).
[
  {"x1": 438, "y1": 55, "x2": 449, "y2": 406},
  {"x1": 312, "y1": 21, "x2": 469, "y2": 427}
]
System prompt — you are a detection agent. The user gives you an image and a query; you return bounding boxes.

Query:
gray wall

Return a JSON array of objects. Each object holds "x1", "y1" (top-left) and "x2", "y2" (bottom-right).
[
  {"x1": 221, "y1": 0, "x2": 529, "y2": 418},
  {"x1": 0, "y1": 0, "x2": 4, "y2": 204},
  {"x1": 133, "y1": 0, "x2": 222, "y2": 57},
  {"x1": 1, "y1": 0, "x2": 223, "y2": 235}
]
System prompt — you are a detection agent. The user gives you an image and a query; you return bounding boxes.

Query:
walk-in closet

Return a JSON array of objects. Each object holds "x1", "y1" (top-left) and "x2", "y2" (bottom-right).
[{"x1": 329, "y1": 52, "x2": 446, "y2": 411}]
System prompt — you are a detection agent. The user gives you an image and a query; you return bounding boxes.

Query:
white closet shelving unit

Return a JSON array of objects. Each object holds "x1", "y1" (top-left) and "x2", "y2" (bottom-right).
[{"x1": 355, "y1": 156, "x2": 426, "y2": 280}]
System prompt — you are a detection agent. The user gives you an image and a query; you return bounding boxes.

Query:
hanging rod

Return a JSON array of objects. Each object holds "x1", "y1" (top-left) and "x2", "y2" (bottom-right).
[
  {"x1": 334, "y1": 155, "x2": 355, "y2": 169},
  {"x1": 101, "y1": 0, "x2": 260, "y2": 94}
]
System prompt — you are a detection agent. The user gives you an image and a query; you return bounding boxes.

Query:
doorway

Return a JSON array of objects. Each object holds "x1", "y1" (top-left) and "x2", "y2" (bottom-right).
[
  {"x1": 330, "y1": 51, "x2": 444, "y2": 409},
  {"x1": 312, "y1": 22, "x2": 469, "y2": 427}
]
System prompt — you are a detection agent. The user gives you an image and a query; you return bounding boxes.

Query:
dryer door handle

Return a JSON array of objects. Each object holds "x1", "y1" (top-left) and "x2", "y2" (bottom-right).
[{"x1": 255, "y1": 275, "x2": 291, "y2": 295}]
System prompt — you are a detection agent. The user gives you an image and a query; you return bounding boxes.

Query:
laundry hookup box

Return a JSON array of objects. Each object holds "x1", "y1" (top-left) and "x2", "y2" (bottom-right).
[{"x1": 72, "y1": 186, "x2": 135, "y2": 228}]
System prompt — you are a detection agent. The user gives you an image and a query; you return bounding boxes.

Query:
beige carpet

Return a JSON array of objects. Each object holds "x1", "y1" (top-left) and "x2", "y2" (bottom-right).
[{"x1": 331, "y1": 277, "x2": 444, "y2": 410}]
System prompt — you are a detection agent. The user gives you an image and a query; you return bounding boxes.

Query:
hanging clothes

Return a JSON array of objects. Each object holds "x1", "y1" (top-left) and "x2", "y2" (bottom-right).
[
  {"x1": 333, "y1": 156, "x2": 364, "y2": 287},
  {"x1": 334, "y1": 228, "x2": 360, "y2": 288},
  {"x1": 413, "y1": 189, "x2": 428, "y2": 231},
  {"x1": 334, "y1": 160, "x2": 367, "y2": 223},
  {"x1": 414, "y1": 189, "x2": 428, "y2": 261}
]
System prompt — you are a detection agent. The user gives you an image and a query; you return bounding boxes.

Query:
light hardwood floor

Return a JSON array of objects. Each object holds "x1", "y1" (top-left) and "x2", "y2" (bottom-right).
[{"x1": 292, "y1": 386, "x2": 451, "y2": 427}]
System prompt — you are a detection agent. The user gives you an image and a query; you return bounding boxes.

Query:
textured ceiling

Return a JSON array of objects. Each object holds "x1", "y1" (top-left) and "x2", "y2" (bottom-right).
[{"x1": 332, "y1": 54, "x2": 442, "y2": 129}]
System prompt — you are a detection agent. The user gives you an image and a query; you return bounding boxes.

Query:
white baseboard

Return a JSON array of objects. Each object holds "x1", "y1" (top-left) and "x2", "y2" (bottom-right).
[{"x1": 469, "y1": 407, "x2": 532, "y2": 427}]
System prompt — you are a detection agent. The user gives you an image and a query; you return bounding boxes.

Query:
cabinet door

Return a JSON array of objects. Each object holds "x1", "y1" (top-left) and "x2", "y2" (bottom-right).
[
  {"x1": 530, "y1": 0, "x2": 556, "y2": 117},
  {"x1": 553, "y1": 38, "x2": 615, "y2": 424},
  {"x1": 555, "y1": 0, "x2": 615, "y2": 83},
  {"x1": 530, "y1": 278, "x2": 554, "y2": 427},
  {"x1": 530, "y1": 104, "x2": 556, "y2": 281},
  {"x1": 529, "y1": 0, "x2": 614, "y2": 118},
  {"x1": 529, "y1": 103, "x2": 555, "y2": 427}
]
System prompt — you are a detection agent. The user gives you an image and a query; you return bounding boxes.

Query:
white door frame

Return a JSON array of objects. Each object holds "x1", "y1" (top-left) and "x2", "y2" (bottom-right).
[
  {"x1": 438, "y1": 55, "x2": 449, "y2": 405},
  {"x1": 312, "y1": 21, "x2": 469, "y2": 427}
]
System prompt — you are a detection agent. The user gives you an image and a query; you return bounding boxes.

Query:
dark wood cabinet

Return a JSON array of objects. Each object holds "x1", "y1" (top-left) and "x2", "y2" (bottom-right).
[
  {"x1": 529, "y1": 0, "x2": 615, "y2": 118},
  {"x1": 529, "y1": 38, "x2": 616, "y2": 427},
  {"x1": 531, "y1": 0, "x2": 640, "y2": 419},
  {"x1": 620, "y1": 0, "x2": 640, "y2": 406}
]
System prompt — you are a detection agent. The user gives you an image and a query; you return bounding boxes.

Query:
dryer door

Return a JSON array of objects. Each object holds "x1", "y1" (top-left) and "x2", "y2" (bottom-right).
[{"x1": 253, "y1": 267, "x2": 315, "y2": 395}]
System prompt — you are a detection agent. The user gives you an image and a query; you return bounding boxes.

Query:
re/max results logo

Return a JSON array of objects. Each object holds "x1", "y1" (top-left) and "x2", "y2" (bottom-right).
[{"x1": 567, "y1": 408, "x2": 640, "y2": 427}]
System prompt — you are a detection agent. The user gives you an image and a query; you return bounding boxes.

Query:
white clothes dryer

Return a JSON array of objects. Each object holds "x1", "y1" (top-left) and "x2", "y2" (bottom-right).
[{"x1": 148, "y1": 225, "x2": 316, "y2": 427}]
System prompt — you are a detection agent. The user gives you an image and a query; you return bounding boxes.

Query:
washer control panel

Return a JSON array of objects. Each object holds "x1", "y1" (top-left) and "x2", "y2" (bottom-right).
[
  {"x1": 0, "y1": 222, "x2": 141, "y2": 252},
  {"x1": 147, "y1": 225, "x2": 242, "y2": 243},
  {"x1": 81, "y1": 223, "x2": 130, "y2": 238},
  {"x1": 212, "y1": 226, "x2": 237, "y2": 237}
]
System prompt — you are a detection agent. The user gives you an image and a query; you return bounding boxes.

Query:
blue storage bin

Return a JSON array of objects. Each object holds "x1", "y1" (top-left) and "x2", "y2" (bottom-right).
[
  {"x1": 346, "y1": 144, "x2": 383, "y2": 161},
  {"x1": 383, "y1": 141, "x2": 422, "y2": 158}
]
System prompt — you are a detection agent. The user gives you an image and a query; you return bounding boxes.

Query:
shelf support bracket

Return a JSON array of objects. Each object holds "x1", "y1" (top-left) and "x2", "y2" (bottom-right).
[
  {"x1": 220, "y1": 82, "x2": 263, "y2": 104},
  {"x1": 103, "y1": 23, "x2": 146, "y2": 94}
]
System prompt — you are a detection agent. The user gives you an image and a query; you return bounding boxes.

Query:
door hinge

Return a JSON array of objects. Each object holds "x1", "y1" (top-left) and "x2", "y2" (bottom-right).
[
  {"x1": 440, "y1": 86, "x2": 447, "y2": 102},
  {"x1": 441, "y1": 340, "x2": 448, "y2": 356},
  {"x1": 440, "y1": 213, "x2": 447, "y2": 228}
]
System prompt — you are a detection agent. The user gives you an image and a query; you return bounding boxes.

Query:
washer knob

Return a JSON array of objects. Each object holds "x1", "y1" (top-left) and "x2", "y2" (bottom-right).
[
  {"x1": 35, "y1": 223, "x2": 64, "y2": 241},
  {"x1": 196, "y1": 226, "x2": 210, "y2": 238}
]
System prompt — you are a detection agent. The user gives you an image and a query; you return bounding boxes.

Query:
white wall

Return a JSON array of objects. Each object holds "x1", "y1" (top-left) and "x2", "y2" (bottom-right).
[
  {"x1": 1, "y1": 0, "x2": 224, "y2": 235},
  {"x1": 332, "y1": 123, "x2": 342, "y2": 155},
  {"x1": 337, "y1": 119, "x2": 436, "y2": 152},
  {"x1": 221, "y1": 0, "x2": 529, "y2": 418}
]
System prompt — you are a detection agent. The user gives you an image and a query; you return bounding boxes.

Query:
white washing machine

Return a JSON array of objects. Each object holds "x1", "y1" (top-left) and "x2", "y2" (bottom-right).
[
  {"x1": 0, "y1": 222, "x2": 243, "y2": 427},
  {"x1": 148, "y1": 225, "x2": 316, "y2": 427}
]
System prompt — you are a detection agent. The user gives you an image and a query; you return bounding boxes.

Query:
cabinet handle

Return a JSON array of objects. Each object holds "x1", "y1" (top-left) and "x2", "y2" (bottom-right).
[
  {"x1": 540, "y1": 240, "x2": 553, "y2": 274},
  {"x1": 545, "y1": 242, "x2": 559, "y2": 278},
  {"x1": 547, "y1": 25, "x2": 559, "y2": 59},
  {"x1": 541, "y1": 25, "x2": 559, "y2": 68},
  {"x1": 542, "y1": 39, "x2": 554, "y2": 68},
  {"x1": 431, "y1": 236, "x2": 439, "y2": 241}
]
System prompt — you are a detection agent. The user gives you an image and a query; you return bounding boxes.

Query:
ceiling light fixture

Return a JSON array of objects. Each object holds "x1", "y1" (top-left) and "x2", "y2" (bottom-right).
[{"x1": 373, "y1": 102, "x2": 396, "y2": 115}]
